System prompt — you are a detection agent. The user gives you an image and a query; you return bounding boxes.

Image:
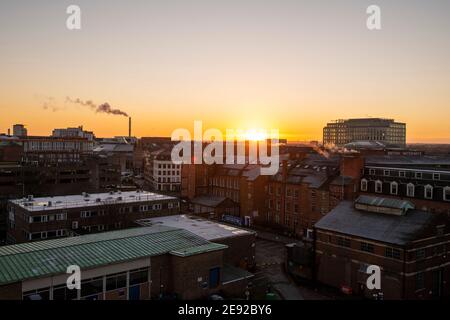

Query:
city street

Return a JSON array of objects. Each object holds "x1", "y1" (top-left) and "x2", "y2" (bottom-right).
[{"x1": 252, "y1": 231, "x2": 330, "y2": 300}]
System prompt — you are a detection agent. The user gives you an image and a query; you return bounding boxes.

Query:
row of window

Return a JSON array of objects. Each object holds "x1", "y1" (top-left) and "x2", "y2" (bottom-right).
[
  {"x1": 79, "y1": 202, "x2": 178, "y2": 218},
  {"x1": 23, "y1": 268, "x2": 149, "y2": 300},
  {"x1": 154, "y1": 170, "x2": 180, "y2": 177},
  {"x1": 368, "y1": 168, "x2": 446, "y2": 181},
  {"x1": 361, "y1": 179, "x2": 450, "y2": 201},
  {"x1": 268, "y1": 185, "x2": 300, "y2": 198},
  {"x1": 156, "y1": 163, "x2": 181, "y2": 169},
  {"x1": 28, "y1": 229, "x2": 66, "y2": 240},
  {"x1": 211, "y1": 177, "x2": 240, "y2": 190},
  {"x1": 29, "y1": 213, "x2": 67, "y2": 223},
  {"x1": 334, "y1": 236, "x2": 402, "y2": 259}
]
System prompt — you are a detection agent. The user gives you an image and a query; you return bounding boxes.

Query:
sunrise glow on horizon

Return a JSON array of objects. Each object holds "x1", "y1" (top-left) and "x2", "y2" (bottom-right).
[{"x1": 1, "y1": 0, "x2": 450, "y2": 143}]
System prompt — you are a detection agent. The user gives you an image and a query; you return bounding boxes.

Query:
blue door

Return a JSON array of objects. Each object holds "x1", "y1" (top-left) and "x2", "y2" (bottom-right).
[
  {"x1": 129, "y1": 285, "x2": 140, "y2": 300},
  {"x1": 209, "y1": 267, "x2": 220, "y2": 289}
]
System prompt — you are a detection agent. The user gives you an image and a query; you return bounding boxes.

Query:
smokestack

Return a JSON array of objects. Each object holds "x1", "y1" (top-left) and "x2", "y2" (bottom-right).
[{"x1": 128, "y1": 117, "x2": 131, "y2": 137}]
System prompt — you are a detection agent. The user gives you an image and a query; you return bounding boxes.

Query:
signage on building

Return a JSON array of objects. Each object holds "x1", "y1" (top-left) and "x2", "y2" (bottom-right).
[{"x1": 221, "y1": 214, "x2": 243, "y2": 226}]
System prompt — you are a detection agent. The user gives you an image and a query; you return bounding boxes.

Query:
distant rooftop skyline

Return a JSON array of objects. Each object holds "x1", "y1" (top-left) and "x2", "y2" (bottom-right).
[{"x1": 1, "y1": 0, "x2": 450, "y2": 143}]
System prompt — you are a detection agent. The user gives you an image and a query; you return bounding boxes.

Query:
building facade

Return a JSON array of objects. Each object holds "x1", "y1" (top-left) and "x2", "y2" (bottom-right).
[
  {"x1": 323, "y1": 118, "x2": 406, "y2": 147},
  {"x1": 359, "y1": 155, "x2": 450, "y2": 214},
  {"x1": 144, "y1": 150, "x2": 181, "y2": 192}
]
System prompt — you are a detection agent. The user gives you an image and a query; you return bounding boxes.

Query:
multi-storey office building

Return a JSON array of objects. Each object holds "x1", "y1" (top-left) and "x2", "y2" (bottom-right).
[
  {"x1": 6, "y1": 190, "x2": 180, "y2": 244},
  {"x1": 323, "y1": 118, "x2": 406, "y2": 147},
  {"x1": 315, "y1": 196, "x2": 450, "y2": 300},
  {"x1": 19, "y1": 136, "x2": 94, "y2": 163},
  {"x1": 359, "y1": 155, "x2": 450, "y2": 214},
  {"x1": 0, "y1": 225, "x2": 253, "y2": 300},
  {"x1": 52, "y1": 126, "x2": 94, "y2": 141}
]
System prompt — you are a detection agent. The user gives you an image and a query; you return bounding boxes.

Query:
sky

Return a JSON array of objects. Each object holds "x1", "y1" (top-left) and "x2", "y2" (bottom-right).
[{"x1": 1, "y1": 0, "x2": 450, "y2": 142}]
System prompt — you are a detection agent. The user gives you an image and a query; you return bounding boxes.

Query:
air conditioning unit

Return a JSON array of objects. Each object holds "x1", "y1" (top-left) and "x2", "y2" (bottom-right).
[{"x1": 72, "y1": 221, "x2": 79, "y2": 230}]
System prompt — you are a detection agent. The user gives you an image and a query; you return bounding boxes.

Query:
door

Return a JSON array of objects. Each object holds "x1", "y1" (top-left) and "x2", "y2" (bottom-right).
[
  {"x1": 209, "y1": 267, "x2": 220, "y2": 289},
  {"x1": 432, "y1": 269, "x2": 443, "y2": 299},
  {"x1": 129, "y1": 285, "x2": 140, "y2": 300}
]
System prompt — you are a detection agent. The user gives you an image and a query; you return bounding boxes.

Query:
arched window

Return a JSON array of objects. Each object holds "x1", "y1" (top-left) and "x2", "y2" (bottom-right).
[
  {"x1": 407, "y1": 183, "x2": 415, "y2": 197},
  {"x1": 375, "y1": 180, "x2": 382, "y2": 193},
  {"x1": 444, "y1": 187, "x2": 450, "y2": 202},
  {"x1": 390, "y1": 181, "x2": 398, "y2": 195},
  {"x1": 360, "y1": 179, "x2": 368, "y2": 192},
  {"x1": 424, "y1": 185, "x2": 433, "y2": 200}
]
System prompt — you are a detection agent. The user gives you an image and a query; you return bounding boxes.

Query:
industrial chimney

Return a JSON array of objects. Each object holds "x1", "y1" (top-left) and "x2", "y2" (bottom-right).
[{"x1": 128, "y1": 117, "x2": 132, "y2": 137}]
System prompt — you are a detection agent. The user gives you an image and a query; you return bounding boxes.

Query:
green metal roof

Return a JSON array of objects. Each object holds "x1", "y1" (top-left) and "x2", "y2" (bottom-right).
[{"x1": 0, "y1": 226, "x2": 227, "y2": 285}]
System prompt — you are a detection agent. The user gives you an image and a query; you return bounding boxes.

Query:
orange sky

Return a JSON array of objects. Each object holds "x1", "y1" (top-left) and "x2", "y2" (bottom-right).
[{"x1": 1, "y1": 1, "x2": 450, "y2": 143}]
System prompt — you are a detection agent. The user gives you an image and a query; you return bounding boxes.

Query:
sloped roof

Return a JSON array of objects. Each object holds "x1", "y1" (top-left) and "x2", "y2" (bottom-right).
[
  {"x1": 0, "y1": 226, "x2": 226, "y2": 285},
  {"x1": 315, "y1": 201, "x2": 434, "y2": 245}
]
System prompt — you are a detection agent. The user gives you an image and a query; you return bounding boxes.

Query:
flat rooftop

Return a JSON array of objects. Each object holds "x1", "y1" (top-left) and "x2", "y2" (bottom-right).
[
  {"x1": 10, "y1": 190, "x2": 178, "y2": 212},
  {"x1": 136, "y1": 215, "x2": 254, "y2": 241}
]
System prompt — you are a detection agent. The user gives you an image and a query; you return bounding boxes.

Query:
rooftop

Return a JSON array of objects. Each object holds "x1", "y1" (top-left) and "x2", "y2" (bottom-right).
[
  {"x1": 10, "y1": 190, "x2": 177, "y2": 212},
  {"x1": 136, "y1": 215, "x2": 254, "y2": 241},
  {"x1": 190, "y1": 196, "x2": 237, "y2": 208},
  {"x1": 0, "y1": 225, "x2": 227, "y2": 285},
  {"x1": 315, "y1": 200, "x2": 435, "y2": 245}
]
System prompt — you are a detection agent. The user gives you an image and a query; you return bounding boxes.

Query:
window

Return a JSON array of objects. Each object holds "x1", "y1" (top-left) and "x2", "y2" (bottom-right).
[
  {"x1": 416, "y1": 273, "x2": 425, "y2": 290},
  {"x1": 129, "y1": 268, "x2": 148, "y2": 286},
  {"x1": 385, "y1": 247, "x2": 401, "y2": 260},
  {"x1": 444, "y1": 187, "x2": 450, "y2": 202},
  {"x1": 399, "y1": 171, "x2": 406, "y2": 178},
  {"x1": 152, "y1": 204, "x2": 162, "y2": 210},
  {"x1": 53, "y1": 284, "x2": 78, "y2": 300},
  {"x1": 416, "y1": 248, "x2": 426, "y2": 260},
  {"x1": 81, "y1": 277, "x2": 103, "y2": 298},
  {"x1": 360, "y1": 179, "x2": 368, "y2": 192},
  {"x1": 140, "y1": 205, "x2": 149, "y2": 212},
  {"x1": 80, "y1": 211, "x2": 91, "y2": 218},
  {"x1": 375, "y1": 180, "x2": 382, "y2": 193},
  {"x1": 294, "y1": 204, "x2": 299, "y2": 214},
  {"x1": 384, "y1": 170, "x2": 390, "y2": 176},
  {"x1": 56, "y1": 213, "x2": 67, "y2": 221},
  {"x1": 415, "y1": 172, "x2": 422, "y2": 179},
  {"x1": 337, "y1": 237, "x2": 351, "y2": 248},
  {"x1": 424, "y1": 185, "x2": 433, "y2": 199},
  {"x1": 369, "y1": 169, "x2": 376, "y2": 175},
  {"x1": 106, "y1": 273, "x2": 127, "y2": 291},
  {"x1": 433, "y1": 173, "x2": 440, "y2": 181},
  {"x1": 23, "y1": 288, "x2": 50, "y2": 300},
  {"x1": 407, "y1": 183, "x2": 415, "y2": 197},
  {"x1": 361, "y1": 242, "x2": 374, "y2": 253},
  {"x1": 390, "y1": 182, "x2": 398, "y2": 195}
]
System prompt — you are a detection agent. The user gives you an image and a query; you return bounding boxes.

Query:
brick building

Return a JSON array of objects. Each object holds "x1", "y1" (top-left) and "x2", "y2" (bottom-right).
[
  {"x1": 0, "y1": 225, "x2": 252, "y2": 300},
  {"x1": 263, "y1": 156, "x2": 341, "y2": 237},
  {"x1": 6, "y1": 190, "x2": 180, "y2": 244},
  {"x1": 359, "y1": 155, "x2": 450, "y2": 214},
  {"x1": 314, "y1": 196, "x2": 450, "y2": 299}
]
